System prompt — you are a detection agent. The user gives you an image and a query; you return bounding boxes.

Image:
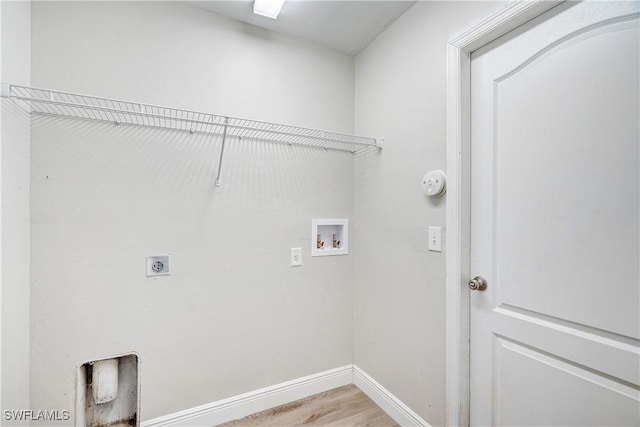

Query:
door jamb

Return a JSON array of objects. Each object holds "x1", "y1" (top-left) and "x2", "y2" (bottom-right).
[{"x1": 444, "y1": 2, "x2": 563, "y2": 425}]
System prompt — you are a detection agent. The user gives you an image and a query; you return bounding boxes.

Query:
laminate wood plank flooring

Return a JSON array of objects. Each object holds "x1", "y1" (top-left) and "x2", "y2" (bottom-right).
[{"x1": 215, "y1": 385, "x2": 400, "y2": 427}]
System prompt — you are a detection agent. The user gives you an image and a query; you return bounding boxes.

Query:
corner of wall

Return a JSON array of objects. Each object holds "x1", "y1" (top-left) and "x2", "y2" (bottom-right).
[{"x1": 1, "y1": 0, "x2": 32, "y2": 419}]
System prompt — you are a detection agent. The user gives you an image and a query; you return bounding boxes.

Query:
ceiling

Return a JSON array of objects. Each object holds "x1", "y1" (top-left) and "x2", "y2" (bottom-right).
[{"x1": 188, "y1": 1, "x2": 416, "y2": 55}]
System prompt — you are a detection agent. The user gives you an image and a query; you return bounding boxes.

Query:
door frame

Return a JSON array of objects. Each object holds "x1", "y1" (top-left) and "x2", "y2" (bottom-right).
[{"x1": 444, "y1": 1, "x2": 563, "y2": 425}]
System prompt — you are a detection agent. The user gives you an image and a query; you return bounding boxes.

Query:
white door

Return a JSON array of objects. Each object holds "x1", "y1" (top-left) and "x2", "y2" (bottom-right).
[{"x1": 470, "y1": 1, "x2": 640, "y2": 425}]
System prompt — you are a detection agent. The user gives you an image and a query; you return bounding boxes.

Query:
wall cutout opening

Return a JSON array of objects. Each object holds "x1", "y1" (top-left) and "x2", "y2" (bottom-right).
[
  {"x1": 312, "y1": 219, "x2": 349, "y2": 256},
  {"x1": 76, "y1": 353, "x2": 139, "y2": 427}
]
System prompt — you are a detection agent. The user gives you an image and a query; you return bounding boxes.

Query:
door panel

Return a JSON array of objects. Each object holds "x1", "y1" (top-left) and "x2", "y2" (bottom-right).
[
  {"x1": 495, "y1": 18, "x2": 639, "y2": 339},
  {"x1": 496, "y1": 338, "x2": 639, "y2": 426},
  {"x1": 470, "y1": 1, "x2": 640, "y2": 425}
]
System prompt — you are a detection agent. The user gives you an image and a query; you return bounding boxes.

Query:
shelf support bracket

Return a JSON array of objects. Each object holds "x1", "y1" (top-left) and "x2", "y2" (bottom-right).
[{"x1": 215, "y1": 117, "x2": 229, "y2": 187}]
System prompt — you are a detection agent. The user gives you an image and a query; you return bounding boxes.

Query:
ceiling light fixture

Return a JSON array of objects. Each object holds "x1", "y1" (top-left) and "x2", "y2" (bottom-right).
[{"x1": 253, "y1": 0, "x2": 286, "y2": 19}]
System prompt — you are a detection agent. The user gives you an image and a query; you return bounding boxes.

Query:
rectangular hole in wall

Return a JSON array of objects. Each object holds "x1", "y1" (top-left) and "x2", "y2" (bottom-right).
[{"x1": 76, "y1": 353, "x2": 139, "y2": 427}]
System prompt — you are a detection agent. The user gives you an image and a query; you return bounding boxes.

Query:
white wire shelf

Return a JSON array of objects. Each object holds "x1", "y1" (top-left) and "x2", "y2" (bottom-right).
[{"x1": 1, "y1": 83, "x2": 382, "y2": 153}]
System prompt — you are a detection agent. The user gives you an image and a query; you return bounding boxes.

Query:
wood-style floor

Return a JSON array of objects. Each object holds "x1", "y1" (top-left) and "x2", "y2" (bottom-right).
[{"x1": 216, "y1": 385, "x2": 399, "y2": 427}]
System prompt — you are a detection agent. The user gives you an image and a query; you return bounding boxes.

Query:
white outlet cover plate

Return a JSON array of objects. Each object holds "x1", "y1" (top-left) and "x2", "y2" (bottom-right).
[
  {"x1": 290, "y1": 248, "x2": 302, "y2": 266},
  {"x1": 146, "y1": 255, "x2": 171, "y2": 277}
]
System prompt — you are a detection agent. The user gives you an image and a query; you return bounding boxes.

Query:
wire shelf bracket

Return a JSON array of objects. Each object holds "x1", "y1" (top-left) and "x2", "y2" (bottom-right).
[
  {"x1": 1, "y1": 83, "x2": 383, "y2": 186},
  {"x1": 215, "y1": 117, "x2": 229, "y2": 188}
]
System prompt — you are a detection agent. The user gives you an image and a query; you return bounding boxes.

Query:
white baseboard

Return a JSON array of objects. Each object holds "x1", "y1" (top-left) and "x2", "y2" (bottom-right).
[
  {"x1": 141, "y1": 365, "x2": 353, "y2": 427},
  {"x1": 353, "y1": 366, "x2": 431, "y2": 427},
  {"x1": 142, "y1": 364, "x2": 430, "y2": 427}
]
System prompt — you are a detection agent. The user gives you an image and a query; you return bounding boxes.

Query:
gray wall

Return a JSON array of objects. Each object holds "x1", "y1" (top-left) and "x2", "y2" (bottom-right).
[
  {"x1": 1, "y1": 0, "x2": 31, "y2": 420},
  {"x1": 353, "y1": 2, "x2": 504, "y2": 425},
  {"x1": 29, "y1": 2, "x2": 354, "y2": 422},
  {"x1": 8, "y1": 1, "x2": 516, "y2": 426}
]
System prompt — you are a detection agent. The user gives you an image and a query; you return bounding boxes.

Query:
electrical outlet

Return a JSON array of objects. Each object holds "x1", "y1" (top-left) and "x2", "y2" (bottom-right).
[
  {"x1": 290, "y1": 248, "x2": 302, "y2": 267},
  {"x1": 146, "y1": 255, "x2": 171, "y2": 277}
]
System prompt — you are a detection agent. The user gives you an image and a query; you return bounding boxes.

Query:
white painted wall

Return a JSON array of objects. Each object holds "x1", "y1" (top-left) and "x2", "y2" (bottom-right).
[
  {"x1": 29, "y1": 2, "x2": 354, "y2": 423},
  {"x1": 9, "y1": 2, "x2": 538, "y2": 425},
  {"x1": 1, "y1": 0, "x2": 31, "y2": 421},
  {"x1": 353, "y1": 2, "x2": 505, "y2": 424},
  {"x1": 30, "y1": 2, "x2": 354, "y2": 133}
]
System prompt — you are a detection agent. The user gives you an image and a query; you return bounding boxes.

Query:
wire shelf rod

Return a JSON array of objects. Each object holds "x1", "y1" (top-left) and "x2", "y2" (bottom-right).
[
  {"x1": 26, "y1": 109, "x2": 363, "y2": 155},
  {"x1": 2, "y1": 84, "x2": 381, "y2": 151},
  {"x1": 14, "y1": 94, "x2": 377, "y2": 149}
]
